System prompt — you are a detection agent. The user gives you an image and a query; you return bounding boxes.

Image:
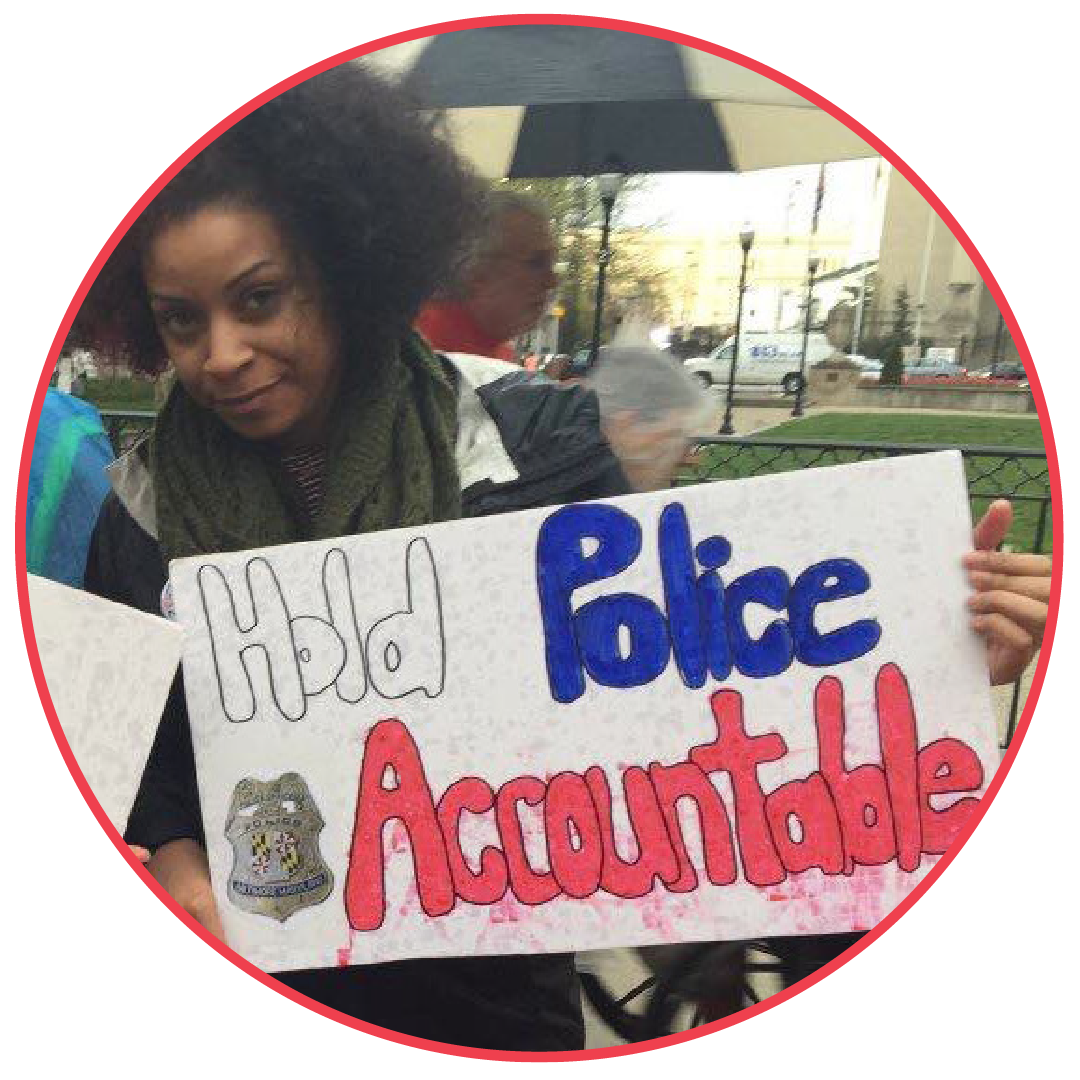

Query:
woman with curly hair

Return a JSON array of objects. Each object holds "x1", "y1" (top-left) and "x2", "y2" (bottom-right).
[
  {"x1": 74, "y1": 62, "x2": 632, "y2": 1051},
  {"x1": 70, "y1": 58, "x2": 1050, "y2": 1051}
]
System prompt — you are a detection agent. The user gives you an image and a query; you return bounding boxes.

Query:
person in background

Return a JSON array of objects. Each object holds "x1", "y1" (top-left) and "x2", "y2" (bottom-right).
[
  {"x1": 70, "y1": 370, "x2": 90, "y2": 397},
  {"x1": 540, "y1": 353, "x2": 572, "y2": 381},
  {"x1": 26, "y1": 387, "x2": 114, "y2": 588},
  {"x1": 416, "y1": 189, "x2": 558, "y2": 362}
]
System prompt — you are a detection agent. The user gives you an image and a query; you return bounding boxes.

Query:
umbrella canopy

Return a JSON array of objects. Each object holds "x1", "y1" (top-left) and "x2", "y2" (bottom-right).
[{"x1": 367, "y1": 26, "x2": 874, "y2": 178}]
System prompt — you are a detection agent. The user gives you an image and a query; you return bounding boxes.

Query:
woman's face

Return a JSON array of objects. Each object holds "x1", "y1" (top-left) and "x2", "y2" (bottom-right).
[{"x1": 142, "y1": 202, "x2": 343, "y2": 448}]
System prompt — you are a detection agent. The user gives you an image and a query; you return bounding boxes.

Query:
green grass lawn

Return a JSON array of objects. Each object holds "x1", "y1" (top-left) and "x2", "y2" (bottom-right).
[
  {"x1": 756, "y1": 412, "x2": 1046, "y2": 449},
  {"x1": 81, "y1": 375, "x2": 159, "y2": 412},
  {"x1": 683, "y1": 411, "x2": 1052, "y2": 553}
]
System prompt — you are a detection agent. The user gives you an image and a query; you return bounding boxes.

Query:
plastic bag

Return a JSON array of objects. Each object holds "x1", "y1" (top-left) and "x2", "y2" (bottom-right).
[{"x1": 584, "y1": 342, "x2": 714, "y2": 491}]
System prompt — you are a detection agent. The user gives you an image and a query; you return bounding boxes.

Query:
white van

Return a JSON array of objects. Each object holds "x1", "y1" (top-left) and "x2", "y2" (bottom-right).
[{"x1": 683, "y1": 332, "x2": 835, "y2": 394}]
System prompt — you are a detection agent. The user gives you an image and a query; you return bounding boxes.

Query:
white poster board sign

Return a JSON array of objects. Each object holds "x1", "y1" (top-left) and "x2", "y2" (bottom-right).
[
  {"x1": 28, "y1": 574, "x2": 183, "y2": 833},
  {"x1": 171, "y1": 451, "x2": 998, "y2": 973}
]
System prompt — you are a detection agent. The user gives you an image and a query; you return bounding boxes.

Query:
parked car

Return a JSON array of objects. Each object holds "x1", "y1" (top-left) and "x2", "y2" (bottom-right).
[
  {"x1": 567, "y1": 347, "x2": 603, "y2": 378},
  {"x1": 565, "y1": 344, "x2": 684, "y2": 380},
  {"x1": 902, "y1": 356, "x2": 967, "y2": 379},
  {"x1": 982, "y1": 360, "x2": 1028, "y2": 381},
  {"x1": 683, "y1": 332, "x2": 834, "y2": 394},
  {"x1": 849, "y1": 355, "x2": 883, "y2": 381}
]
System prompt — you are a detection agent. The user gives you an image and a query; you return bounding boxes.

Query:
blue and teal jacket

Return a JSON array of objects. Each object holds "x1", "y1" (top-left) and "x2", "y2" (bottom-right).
[{"x1": 27, "y1": 389, "x2": 114, "y2": 587}]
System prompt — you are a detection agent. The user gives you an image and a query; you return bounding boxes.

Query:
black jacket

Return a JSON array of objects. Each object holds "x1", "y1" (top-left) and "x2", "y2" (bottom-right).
[{"x1": 84, "y1": 361, "x2": 629, "y2": 1052}]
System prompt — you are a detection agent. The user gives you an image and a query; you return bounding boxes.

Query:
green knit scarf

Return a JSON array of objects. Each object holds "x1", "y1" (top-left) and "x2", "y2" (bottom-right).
[{"x1": 151, "y1": 333, "x2": 461, "y2": 563}]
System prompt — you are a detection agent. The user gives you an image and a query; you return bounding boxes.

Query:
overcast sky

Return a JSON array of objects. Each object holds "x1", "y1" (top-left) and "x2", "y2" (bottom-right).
[{"x1": 621, "y1": 157, "x2": 885, "y2": 256}]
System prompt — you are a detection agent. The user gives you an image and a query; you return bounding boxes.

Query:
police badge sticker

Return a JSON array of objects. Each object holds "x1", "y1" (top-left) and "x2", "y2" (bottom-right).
[{"x1": 225, "y1": 774, "x2": 333, "y2": 922}]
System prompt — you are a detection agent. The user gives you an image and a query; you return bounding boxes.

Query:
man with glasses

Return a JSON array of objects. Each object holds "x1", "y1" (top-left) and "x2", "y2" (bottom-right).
[{"x1": 417, "y1": 190, "x2": 558, "y2": 363}]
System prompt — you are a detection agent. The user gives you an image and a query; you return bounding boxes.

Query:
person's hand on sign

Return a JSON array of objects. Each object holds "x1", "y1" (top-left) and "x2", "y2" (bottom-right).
[
  {"x1": 964, "y1": 499, "x2": 1052, "y2": 685},
  {"x1": 147, "y1": 838, "x2": 225, "y2": 941}
]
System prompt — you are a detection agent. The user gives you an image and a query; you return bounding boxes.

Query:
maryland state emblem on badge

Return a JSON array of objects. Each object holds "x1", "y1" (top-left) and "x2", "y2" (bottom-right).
[{"x1": 225, "y1": 774, "x2": 333, "y2": 922}]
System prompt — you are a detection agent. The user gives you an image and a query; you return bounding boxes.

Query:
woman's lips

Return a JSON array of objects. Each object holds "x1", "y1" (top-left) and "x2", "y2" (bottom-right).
[{"x1": 215, "y1": 380, "x2": 282, "y2": 411}]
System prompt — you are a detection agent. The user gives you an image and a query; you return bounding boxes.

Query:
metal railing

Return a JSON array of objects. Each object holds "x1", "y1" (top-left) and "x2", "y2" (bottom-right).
[
  {"x1": 680, "y1": 436, "x2": 1052, "y2": 746},
  {"x1": 101, "y1": 409, "x2": 156, "y2": 455}
]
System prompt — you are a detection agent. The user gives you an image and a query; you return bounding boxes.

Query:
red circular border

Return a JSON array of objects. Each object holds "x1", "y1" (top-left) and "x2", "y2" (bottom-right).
[{"x1": 14, "y1": 11, "x2": 1063, "y2": 1063}]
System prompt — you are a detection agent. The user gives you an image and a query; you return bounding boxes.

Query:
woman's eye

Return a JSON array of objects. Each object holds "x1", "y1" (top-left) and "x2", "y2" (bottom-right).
[
  {"x1": 241, "y1": 287, "x2": 281, "y2": 316},
  {"x1": 156, "y1": 307, "x2": 199, "y2": 336}
]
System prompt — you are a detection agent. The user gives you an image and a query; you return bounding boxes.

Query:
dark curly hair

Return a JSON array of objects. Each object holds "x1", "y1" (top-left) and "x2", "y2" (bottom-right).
[{"x1": 70, "y1": 61, "x2": 485, "y2": 374}]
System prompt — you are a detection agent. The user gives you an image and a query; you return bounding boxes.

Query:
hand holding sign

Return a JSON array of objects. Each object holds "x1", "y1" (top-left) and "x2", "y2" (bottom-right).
[
  {"x1": 965, "y1": 500, "x2": 1051, "y2": 685},
  {"x1": 147, "y1": 839, "x2": 226, "y2": 942}
]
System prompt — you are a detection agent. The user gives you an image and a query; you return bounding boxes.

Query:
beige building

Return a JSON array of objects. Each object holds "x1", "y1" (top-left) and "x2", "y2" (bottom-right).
[
  {"x1": 869, "y1": 168, "x2": 1017, "y2": 366},
  {"x1": 619, "y1": 225, "x2": 859, "y2": 337}
]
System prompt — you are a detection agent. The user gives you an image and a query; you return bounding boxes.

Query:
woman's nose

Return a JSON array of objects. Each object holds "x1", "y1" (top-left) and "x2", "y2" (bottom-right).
[{"x1": 204, "y1": 317, "x2": 254, "y2": 376}]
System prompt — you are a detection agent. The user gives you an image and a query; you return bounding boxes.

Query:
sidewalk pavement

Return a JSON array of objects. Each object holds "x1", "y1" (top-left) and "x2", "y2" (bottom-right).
[{"x1": 695, "y1": 391, "x2": 1041, "y2": 438}]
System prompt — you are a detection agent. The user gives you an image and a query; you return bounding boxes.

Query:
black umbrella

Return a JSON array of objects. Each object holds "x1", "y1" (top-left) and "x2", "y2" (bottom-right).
[{"x1": 368, "y1": 25, "x2": 872, "y2": 178}]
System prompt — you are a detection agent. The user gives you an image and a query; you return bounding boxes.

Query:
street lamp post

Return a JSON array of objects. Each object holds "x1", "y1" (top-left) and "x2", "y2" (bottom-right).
[
  {"x1": 588, "y1": 166, "x2": 628, "y2": 367},
  {"x1": 791, "y1": 255, "x2": 821, "y2": 418},
  {"x1": 720, "y1": 227, "x2": 755, "y2": 436}
]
